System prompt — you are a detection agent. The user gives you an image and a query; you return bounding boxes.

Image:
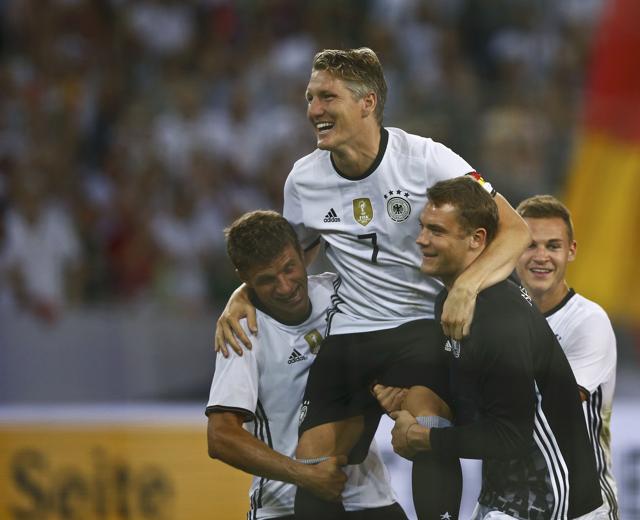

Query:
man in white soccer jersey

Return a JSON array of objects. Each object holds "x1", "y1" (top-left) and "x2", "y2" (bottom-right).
[
  {"x1": 214, "y1": 48, "x2": 531, "y2": 519},
  {"x1": 378, "y1": 177, "x2": 602, "y2": 519},
  {"x1": 516, "y1": 195, "x2": 619, "y2": 519},
  {"x1": 207, "y1": 210, "x2": 407, "y2": 520}
]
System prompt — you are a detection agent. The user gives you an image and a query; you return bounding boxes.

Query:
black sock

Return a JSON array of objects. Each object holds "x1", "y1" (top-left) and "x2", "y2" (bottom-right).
[
  {"x1": 294, "y1": 486, "x2": 347, "y2": 520},
  {"x1": 411, "y1": 452, "x2": 462, "y2": 520}
]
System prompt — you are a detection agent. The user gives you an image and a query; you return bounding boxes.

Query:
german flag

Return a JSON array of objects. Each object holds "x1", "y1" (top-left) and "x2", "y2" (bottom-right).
[{"x1": 564, "y1": 0, "x2": 640, "y2": 323}]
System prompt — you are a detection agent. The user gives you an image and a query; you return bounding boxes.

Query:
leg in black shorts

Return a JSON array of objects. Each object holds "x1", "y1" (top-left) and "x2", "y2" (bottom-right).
[
  {"x1": 298, "y1": 319, "x2": 450, "y2": 462},
  {"x1": 295, "y1": 319, "x2": 461, "y2": 520}
]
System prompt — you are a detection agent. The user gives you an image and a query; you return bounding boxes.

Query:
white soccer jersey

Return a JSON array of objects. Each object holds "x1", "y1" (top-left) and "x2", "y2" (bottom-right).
[
  {"x1": 283, "y1": 127, "x2": 473, "y2": 334},
  {"x1": 545, "y1": 290, "x2": 619, "y2": 519},
  {"x1": 207, "y1": 273, "x2": 397, "y2": 519}
]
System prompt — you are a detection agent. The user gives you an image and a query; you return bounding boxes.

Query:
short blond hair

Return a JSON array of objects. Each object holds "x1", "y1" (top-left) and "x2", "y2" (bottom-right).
[
  {"x1": 312, "y1": 47, "x2": 387, "y2": 125},
  {"x1": 516, "y1": 195, "x2": 574, "y2": 242}
]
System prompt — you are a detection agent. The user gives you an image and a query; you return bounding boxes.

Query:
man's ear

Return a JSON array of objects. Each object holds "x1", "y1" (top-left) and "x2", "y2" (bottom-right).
[
  {"x1": 568, "y1": 240, "x2": 577, "y2": 263},
  {"x1": 361, "y1": 91, "x2": 377, "y2": 118},
  {"x1": 470, "y1": 228, "x2": 488, "y2": 250}
]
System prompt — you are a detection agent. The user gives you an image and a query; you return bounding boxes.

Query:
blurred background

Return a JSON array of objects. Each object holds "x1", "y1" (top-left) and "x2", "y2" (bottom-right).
[{"x1": 0, "y1": 0, "x2": 638, "y2": 518}]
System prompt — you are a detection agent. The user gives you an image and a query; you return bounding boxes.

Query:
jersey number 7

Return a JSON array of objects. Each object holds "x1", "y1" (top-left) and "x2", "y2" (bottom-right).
[{"x1": 357, "y1": 233, "x2": 379, "y2": 263}]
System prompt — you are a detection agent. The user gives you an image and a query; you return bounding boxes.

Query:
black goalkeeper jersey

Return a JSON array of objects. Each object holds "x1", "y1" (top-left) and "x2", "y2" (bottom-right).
[{"x1": 431, "y1": 280, "x2": 601, "y2": 519}]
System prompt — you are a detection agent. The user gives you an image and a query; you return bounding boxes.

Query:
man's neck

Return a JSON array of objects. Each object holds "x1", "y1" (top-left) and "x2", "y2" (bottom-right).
[
  {"x1": 441, "y1": 252, "x2": 482, "y2": 291},
  {"x1": 532, "y1": 282, "x2": 570, "y2": 314},
  {"x1": 331, "y1": 125, "x2": 381, "y2": 178}
]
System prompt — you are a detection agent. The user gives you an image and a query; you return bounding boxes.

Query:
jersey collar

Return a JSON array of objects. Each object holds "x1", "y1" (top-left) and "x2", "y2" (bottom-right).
[
  {"x1": 330, "y1": 127, "x2": 389, "y2": 181},
  {"x1": 543, "y1": 288, "x2": 576, "y2": 318}
]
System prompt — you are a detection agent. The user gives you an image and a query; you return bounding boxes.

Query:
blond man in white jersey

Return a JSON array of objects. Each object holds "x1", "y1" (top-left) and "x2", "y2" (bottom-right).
[
  {"x1": 516, "y1": 195, "x2": 618, "y2": 519},
  {"x1": 215, "y1": 48, "x2": 531, "y2": 519},
  {"x1": 207, "y1": 210, "x2": 407, "y2": 520}
]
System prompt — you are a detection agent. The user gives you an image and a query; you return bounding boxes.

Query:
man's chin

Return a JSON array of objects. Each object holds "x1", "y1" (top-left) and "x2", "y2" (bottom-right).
[
  {"x1": 420, "y1": 264, "x2": 438, "y2": 276},
  {"x1": 316, "y1": 133, "x2": 337, "y2": 150},
  {"x1": 316, "y1": 139, "x2": 331, "y2": 150},
  {"x1": 526, "y1": 281, "x2": 549, "y2": 296}
]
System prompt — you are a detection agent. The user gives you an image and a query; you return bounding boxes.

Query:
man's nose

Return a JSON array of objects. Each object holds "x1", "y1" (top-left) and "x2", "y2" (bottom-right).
[
  {"x1": 275, "y1": 275, "x2": 295, "y2": 295},
  {"x1": 416, "y1": 229, "x2": 430, "y2": 246},
  {"x1": 532, "y1": 246, "x2": 549, "y2": 261},
  {"x1": 308, "y1": 98, "x2": 323, "y2": 117}
]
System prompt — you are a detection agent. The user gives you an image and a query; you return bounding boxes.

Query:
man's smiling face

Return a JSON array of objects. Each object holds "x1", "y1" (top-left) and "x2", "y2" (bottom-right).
[
  {"x1": 516, "y1": 217, "x2": 576, "y2": 304},
  {"x1": 305, "y1": 69, "x2": 369, "y2": 152}
]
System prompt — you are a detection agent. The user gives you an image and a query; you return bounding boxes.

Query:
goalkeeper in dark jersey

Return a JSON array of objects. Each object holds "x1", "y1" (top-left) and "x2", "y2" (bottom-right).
[{"x1": 376, "y1": 177, "x2": 602, "y2": 519}]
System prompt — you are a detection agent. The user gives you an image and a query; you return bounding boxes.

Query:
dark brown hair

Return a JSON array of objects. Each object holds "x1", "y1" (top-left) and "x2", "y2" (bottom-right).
[
  {"x1": 312, "y1": 47, "x2": 387, "y2": 125},
  {"x1": 516, "y1": 195, "x2": 574, "y2": 242},
  {"x1": 225, "y1": 210, "x2": 302, "y2": 274},
  {"x1": 427, "y1": 177, "x2": 499, "y2": 244}
]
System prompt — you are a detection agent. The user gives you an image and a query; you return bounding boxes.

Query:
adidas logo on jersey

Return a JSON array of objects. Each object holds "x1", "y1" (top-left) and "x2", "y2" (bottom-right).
[
  {"x1": 444, "y1": 338, "x2": 461, "y2": 358},
  {"x1": 323, "y1": 208, "x2": 341, "y2": 223},
  {"x1": 288, "y1": 349, "x2": 307, "y2": 364},
  {"x1": 519, "y1": 285, "x2": 533, "y2": 306}
]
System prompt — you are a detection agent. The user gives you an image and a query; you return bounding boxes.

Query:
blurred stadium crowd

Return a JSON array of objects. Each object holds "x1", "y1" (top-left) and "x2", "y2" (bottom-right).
[{"x1": 0, "y1": 0, "x2": 604, "y2": 322}]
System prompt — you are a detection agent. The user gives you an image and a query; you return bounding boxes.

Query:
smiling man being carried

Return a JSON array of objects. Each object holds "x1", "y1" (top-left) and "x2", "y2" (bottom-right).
[{"x1": 215, "y1": 48, "x2": 531, "y2": 519}]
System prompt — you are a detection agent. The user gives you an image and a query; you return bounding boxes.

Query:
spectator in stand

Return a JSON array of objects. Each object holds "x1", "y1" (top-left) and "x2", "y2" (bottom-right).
[{"x1": 4, "y1": 173, "x2": 83, "y2": 322}]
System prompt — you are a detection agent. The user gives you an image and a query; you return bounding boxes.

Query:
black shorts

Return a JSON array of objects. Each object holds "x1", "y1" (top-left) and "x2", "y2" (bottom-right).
[
  {"x1": 299, "y1": 319, "x2": 450, "y2": 461},
  {"x1": 275, "y1": 502, "x2": 406, "y2": 519}
]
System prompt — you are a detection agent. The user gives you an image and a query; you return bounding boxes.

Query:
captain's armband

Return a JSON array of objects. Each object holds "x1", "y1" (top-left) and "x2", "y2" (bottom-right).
[{"x1": 466, "y1": 172, "x2": 497, "y2": 197}]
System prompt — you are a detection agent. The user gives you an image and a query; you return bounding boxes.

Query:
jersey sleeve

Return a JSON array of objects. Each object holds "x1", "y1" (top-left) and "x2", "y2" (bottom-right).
[
  {"x1": 426, "y1": 140, "x2": 474, "y2": 184},
  {"x1": 206, "y1": 322, "x2": 260, "y2": 421},
  {"x1": 430, "y1": 312, "x2": 535, "y2": 460},
  {"x1": 561, "y1": 310, "x2": 617, "y2": 394},
  {"x1": 283, "y1": 173, "x2": 320, "y2": 251}
]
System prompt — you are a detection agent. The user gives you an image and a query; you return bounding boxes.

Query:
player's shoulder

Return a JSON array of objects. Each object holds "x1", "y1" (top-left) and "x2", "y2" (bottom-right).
[
  {"x1": 474, "y1": 280, "x2": 534, "y2": 332},
  {"x1": 552, "y1": 291, "x2": 614, "y2": 333},
  {"x1": 478, "y1": 279, "x2": 531, "y2": 310},
  {"x1": 215, "y1": 316, "x2": 259, "y2": 365},
  {"x1": 288, "y1": 148, "x2": 328, "y2": 179},
  {"x1": 386, "y1": 126, "x2": 437, "y2": 155},
  {"x1": 308, "y1": 272, "x2": 338, "y2": 291},
  {"x1": 569, "y1": 292, "x2": 610, "y2": 319}
]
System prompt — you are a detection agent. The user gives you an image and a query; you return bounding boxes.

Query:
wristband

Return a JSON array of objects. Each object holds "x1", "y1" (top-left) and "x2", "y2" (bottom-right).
[
  {"x1": 296, "y1": 456, "x2": 330, "y2": 465},
  {"x1": 416, "y1": 415, "x2": 452, "y2": 428}
]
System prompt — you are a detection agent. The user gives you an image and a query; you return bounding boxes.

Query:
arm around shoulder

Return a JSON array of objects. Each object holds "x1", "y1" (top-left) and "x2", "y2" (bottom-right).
[
  {"x1": 460, "y1": 193, "x2": 530, "y2": 292},
  {"x1": 207, "y1": 412, "x2": 346, "y2": 501},
  {"x1": 214, "y1": 283, "x2": 257, "y2": 356},
  {"x1": 441, "y1": 193, "x2": 530, "y2": 339}
]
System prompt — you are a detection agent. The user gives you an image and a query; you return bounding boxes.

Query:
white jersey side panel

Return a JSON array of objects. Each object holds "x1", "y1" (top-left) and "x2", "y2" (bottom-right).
[
  {"x1": 545, "y1": 292, "x2": 619, "y2": 519},
  {"x1": 283, "y1": 127, "x2": 473, "y2": 334},
  {"x1": 207, "y1": 273, "x2": 396, "y2": 519}
]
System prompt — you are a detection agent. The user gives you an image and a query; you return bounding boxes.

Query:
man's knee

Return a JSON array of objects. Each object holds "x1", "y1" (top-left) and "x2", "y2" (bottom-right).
[
  {"x1": 403, "y1": 385, "x2": 452, "y2": 420},
  {"x1": 296, "y1": 417, "x2": 365, "y2": 459}
]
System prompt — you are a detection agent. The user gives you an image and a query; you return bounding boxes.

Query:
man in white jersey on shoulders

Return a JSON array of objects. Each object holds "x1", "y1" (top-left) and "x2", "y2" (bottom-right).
[
  {"x1": 516, "y1": 195, "x2": 618, "y2": 519},
  {"x1": 207, "y1": 210, "x2": 407, "y2": 520},
  {"x1": 215, "y1": 48, "x2": 531, "y2": 519}
]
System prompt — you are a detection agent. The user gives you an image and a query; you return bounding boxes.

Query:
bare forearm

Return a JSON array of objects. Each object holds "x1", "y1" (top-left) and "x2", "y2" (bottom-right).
[
  {"x1": 456, "y1": 193, "x2": 530, "y2": 293},
  {"x1": 209, "y1": 427, "x2": 309, "y2": 487}
]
